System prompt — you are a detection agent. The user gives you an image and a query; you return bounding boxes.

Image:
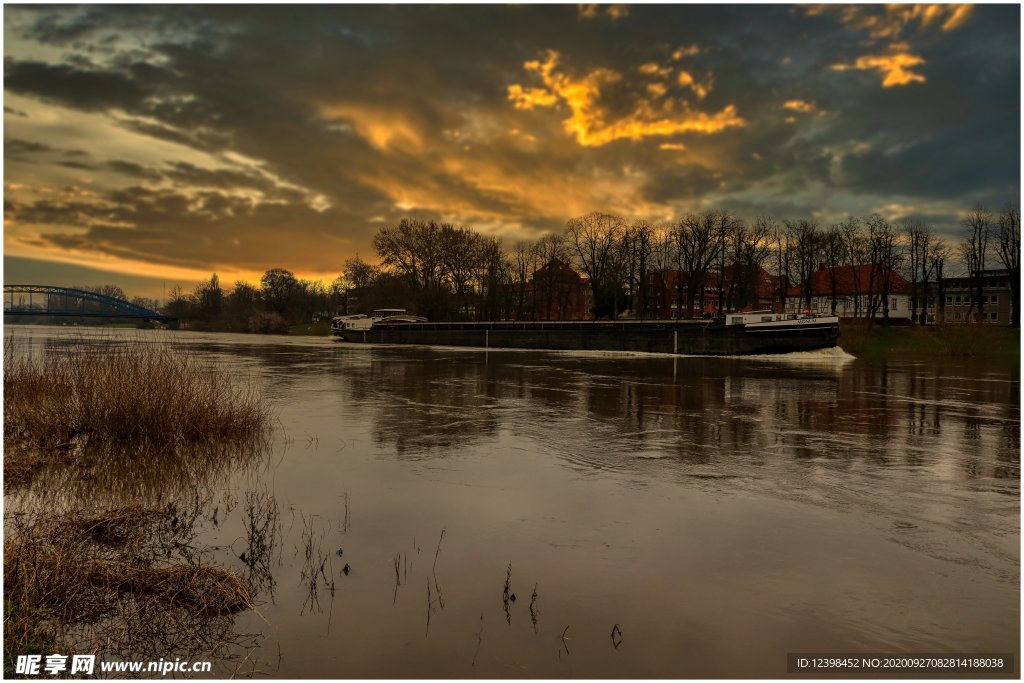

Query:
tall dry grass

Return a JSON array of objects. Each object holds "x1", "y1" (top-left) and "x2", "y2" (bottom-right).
[{"x1": 4, "y1": 339, "x2": 271, "y2": 450}]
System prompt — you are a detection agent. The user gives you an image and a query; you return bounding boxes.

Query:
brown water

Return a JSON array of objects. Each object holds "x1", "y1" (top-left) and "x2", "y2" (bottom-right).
[{"x1": 6, "y1": 326, "x2": 1020, "y2": 677}]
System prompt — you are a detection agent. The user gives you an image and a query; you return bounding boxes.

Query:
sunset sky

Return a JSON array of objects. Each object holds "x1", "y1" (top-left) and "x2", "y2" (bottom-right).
[{"x1": 3, "y1": 4, "x2": 1020, "y2": 298}]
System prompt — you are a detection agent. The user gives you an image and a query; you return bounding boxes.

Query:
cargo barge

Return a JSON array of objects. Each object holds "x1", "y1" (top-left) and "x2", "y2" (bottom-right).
[{"x1": 333, "y1": 311, "x2": 841, "y2": 356}]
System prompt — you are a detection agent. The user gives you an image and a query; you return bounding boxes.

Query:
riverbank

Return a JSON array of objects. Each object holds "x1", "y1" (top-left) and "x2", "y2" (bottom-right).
[{"x1": 839, "y1": 323, "x2": 1020, "y2": 361}]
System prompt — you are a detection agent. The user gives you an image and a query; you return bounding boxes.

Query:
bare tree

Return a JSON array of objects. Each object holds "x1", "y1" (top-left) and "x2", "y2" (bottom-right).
[
  {"x1": 822, "y1": 224, "x2": 846, "y2": 315},
  {"x1": 864, "y1": 215, "x2": 902, "y2": 322},
  {"x1": 341, "y1": 255, "x2": 379, "y2": 290},
  {"x1": 510, "y1": 240, "x2": 538, "y2": 320},
  {"x1": 473, "y1": 236, "x2": 508, "y2": 321},
  {"x1": 786, "y1": 219, "x2": 821, "y2": 311},
  {"x1": 903, "y1": 220, "x2": 933, "y2": 324},
  {"x1": 672, "y1": 209, "x2": 731, "y2": 318},
  {"x1": 930, "y1": 237, "x2": 952, "y2": 324},
  {"x1": 840, "y1": 217, "x2": 868, "y2": 319},
  {"x1": 534, "y1": 232, "x2": 573, "y2": 319},
  {"x1": 566, "y1": 212, "x2": 629, "y2": 319},
  {"x1": 623, "y1": 219, "x2": 655, "y2": 318},
  {"x1": 772, "y1": 223, "x2": 792, "y2": 314},
  {"x1": 374, "y1": 219, "x2": 447, "y2": 318},
  {"x1": 439, "y1": 224, "x2": 484, "y2": 320},
  {"x1": 734, "y1": 215, "x2": 775, "y2": 311},
  {"x1": 995, "y1": 203, "x2": 1020, "y2": 326},
  {"x1": 959, "y1": 204, "x2": 993, "y2": 323}
]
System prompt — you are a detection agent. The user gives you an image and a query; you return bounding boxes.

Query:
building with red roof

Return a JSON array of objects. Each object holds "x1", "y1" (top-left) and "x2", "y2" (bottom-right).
[{"x1": 784, "y1": 265, "x2": 911, "y2": 320}]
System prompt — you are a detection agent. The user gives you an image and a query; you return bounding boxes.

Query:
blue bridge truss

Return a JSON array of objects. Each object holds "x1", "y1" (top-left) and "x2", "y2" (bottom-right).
[{"x1": 4, "y1": 285, "x2": 174, "y2": 323}]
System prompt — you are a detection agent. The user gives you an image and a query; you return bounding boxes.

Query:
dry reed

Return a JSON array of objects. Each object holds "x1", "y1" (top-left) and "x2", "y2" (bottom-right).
[
  {"x1": 4, "y1": 338, "x2": 271, "y2": 450},
  {"x1": 4, "y1": 338, "x2": 272, "y2": 491},
  {"x1": 4, "y1": 503, "x2": 258, "y2": 668}
]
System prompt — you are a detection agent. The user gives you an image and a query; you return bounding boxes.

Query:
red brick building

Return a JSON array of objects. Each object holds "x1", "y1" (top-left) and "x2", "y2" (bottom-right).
[
  {"x1": 645, "y1": 266, "x2": 782, "y2": 319},
  {"x1": 527, "y1": 259, "x2": 593, "y2": 320}
]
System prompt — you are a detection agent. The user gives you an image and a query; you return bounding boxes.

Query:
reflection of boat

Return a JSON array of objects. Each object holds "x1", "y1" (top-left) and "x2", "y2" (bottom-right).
[
  {"x1": 336, "y1": 310, "x2": 841, "y2": 356},
  {"x1": 331, "y1": 309, "x2": 428, "y2": 335}
]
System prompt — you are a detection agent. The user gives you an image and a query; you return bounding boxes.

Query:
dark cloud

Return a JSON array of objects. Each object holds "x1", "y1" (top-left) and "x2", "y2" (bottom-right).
[
  {"x1": 5, "y1": 137, "x2": 91, "y2": 161},
  {"x1": 56, "y1": 160, "x2": 96, "y2": 171},
  {"x1": 5, "y1": 137, "x2": 54, "y2": 158},
  {"x1": 4, "y1": 60, "x2": 150, "y2": 111},
  {"x1": 106, "y1": 160, "x2": 162, "y2": 181}
]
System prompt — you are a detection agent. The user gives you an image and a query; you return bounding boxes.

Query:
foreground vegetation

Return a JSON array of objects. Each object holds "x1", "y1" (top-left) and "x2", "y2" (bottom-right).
[
  {"x1": 4, "y1": 339, "x2": 274, "y2": 674},
  {"x1": 839, "y1": 323, "x2": 1020, "y2": 361},
  {"x1": 4, "y1": 504, "x2": 257, "y2": 677},
  {"x1": 4, "y1": 339, "x2": 270, "y2": 487}
]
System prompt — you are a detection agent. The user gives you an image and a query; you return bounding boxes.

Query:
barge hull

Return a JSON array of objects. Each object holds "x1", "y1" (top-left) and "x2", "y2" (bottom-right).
[{"x1": 337, "y1": 321, "x2": 840, "y2": 356}]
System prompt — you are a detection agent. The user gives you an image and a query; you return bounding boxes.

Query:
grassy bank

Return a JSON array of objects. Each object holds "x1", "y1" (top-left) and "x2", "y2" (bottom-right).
[{"x1": 839, "y1": 323, "x2": 1020, "y2": 361}]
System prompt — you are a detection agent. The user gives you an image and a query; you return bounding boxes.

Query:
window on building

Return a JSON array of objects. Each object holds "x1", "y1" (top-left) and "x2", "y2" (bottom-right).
[
  {"x1": 955, "y1": 296, "x2": 962, "y2": 305},
  {"x1": 891, "y1": 297, "x2": 897, "y2": 310},
  {"x1": 989, "y1": 311, "x2": 998, "y2": 322},
  {"x1": 991, "y1": 295, "x2": 999, "y2": 305},
  {"x1": 945, "y1": 296, "x2": 952, "y2": 305}
]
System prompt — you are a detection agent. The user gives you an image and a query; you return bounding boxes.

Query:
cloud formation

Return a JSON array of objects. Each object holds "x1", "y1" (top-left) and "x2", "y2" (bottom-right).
[
  {"x1": 507, "y1": 50, "x2": 743, "y2": 147},
  {"x1": 2, "y1": 4, "x2": 1018, "y2": 293},
  {"x1": 831, "y1": 44, "x2": 927, "y2": 87}
]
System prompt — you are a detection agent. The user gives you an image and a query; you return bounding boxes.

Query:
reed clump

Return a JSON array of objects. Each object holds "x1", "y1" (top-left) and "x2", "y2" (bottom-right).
[
  {"x1": 4, "y1": 504, "x2": 255, "y2": 667},
  {"x1": 4, "y1": 339, "x2": 272, "y2": 489},
  {"x1": 4, "y1": 340, "x2": 271, "y2": 449}
]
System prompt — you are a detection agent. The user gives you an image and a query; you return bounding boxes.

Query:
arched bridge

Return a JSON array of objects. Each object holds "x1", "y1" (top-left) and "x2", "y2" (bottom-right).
[{"x1": 4, "y1": 285, "x2": 174, "y2": 323}]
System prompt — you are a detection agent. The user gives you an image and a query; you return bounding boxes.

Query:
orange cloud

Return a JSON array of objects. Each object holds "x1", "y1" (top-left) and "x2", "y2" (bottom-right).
[
  {"x1": 508, "y1": 50, "x2": 745, "y2": 147},
  {"x1": 658, "y1": 142, "x2": 686, "y2": 151},
  {"x1": 672, "y1": 44, "x2": 700, "y2": 60},
  {"x1": 319, "y1": 104, "x2": 424, "y2": 151},
  {"x1": 639, "y1": 62, "x2": 671, "y2": 77},
  {"x1": 816, "y1": 4, "x2": 974, "y2": 39},
  {"x1": 677, "y1": 70, "x2": 710, "y2": 100},
  {"x1": 578, "y1": 4, "x2": 630, "y2": 21},
  {"x1": 814, "y1": 4, "x2": 971, "y2": 88},
  {"x1": 783, "y1": 99, "x2": 816, "y2": 113},
  {"x1": 831, "y1": 46, "x2": 927, "y2": 87},
  {"x1": 606, "y1": 4, "x2": 630, "y2": 20},
  {"x1": 507, "y1": 84, "x2": 559, "y2": 109},
  {"x1": 646, "y1": 82, "x2": 668, "y2": 98}
]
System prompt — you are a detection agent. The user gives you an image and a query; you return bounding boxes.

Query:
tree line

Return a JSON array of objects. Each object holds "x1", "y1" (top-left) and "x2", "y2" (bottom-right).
[
  {"x1": 83, "y1": 202, "x2": 1020, "y2": 331},
  {"x1": 340, "y1": 204, "x2": 1019, "y2": 326}
]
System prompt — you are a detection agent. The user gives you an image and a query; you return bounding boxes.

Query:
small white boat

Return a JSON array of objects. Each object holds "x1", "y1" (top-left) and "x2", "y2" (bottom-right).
[{"x1": 331, "y1": 309, "x2": 427, "y2": 336}]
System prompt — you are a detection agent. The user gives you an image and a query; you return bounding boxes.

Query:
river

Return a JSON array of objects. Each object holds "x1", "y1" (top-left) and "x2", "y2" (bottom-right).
[{"x1": 5, "y1": 325, "x2": 1020, "y2": 677}]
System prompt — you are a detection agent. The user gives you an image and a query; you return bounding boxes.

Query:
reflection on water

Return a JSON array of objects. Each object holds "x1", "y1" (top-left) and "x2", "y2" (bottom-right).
[{"x1": 5, "y1": 326, "x2": 1019, "y2": 677}]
